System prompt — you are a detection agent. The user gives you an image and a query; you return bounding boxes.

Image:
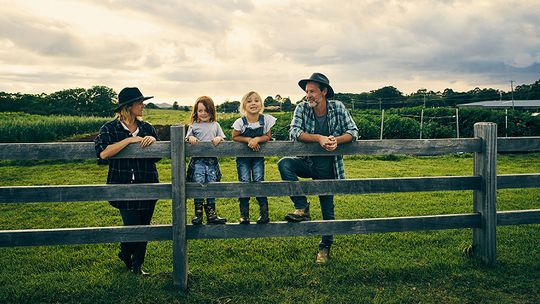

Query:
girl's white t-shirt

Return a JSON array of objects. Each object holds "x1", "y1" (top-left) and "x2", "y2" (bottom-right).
[{"x1": 231, "y1": 114, "x2": 277, "y2": 134}]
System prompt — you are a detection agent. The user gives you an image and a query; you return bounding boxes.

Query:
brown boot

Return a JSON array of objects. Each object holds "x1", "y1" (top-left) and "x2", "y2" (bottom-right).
[
  {"x1": 204, "y1": 203, "x2": 227, "y2": 224},
  {"x1": 239, "y1": 201, "x2": 250, "y2": 225},
  {"x1": 192, "y1": 202, "x2": 204, "y2": 225},
  {"x1": 256, "y1": 201, "x2": 269, "y2": 224},
  {"x1": 316, "y1": 247, "x2": 330, "y2": 264}
]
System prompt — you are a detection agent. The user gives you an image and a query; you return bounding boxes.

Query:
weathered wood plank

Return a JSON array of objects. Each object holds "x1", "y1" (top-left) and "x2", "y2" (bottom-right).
[
  {"x1": 186, "y1": 176, "x2": 480, "y2": 198},
  {"x1": 0, "y1": 225, "x2": 172, "y2": 247},
  {"x1": 185, "y1": 138, "x2": 482, "y2": 157},
  {"x1": 497, "y1": 210, "x2": 540, "y2": 225},
  {"x1": 0, "y1": 184, "x2": 171, "y2": 203},
  {"x1": 497, "y1": 174, "x2": 540, "y2": 189},
  {"x1": 171, "y1": 125, "x2": 188, "y2": 290},
  {"x1": 0, "y1": 142, "x2": 169, "y2": 160},
  {"x1": 498, "y1": 137, "x2": 540, "y2": 152},
  {"x1": 186, "y1": 213, "x2": 481, "y2": 239},
  {"x1": 473, "y1": 122, "x2": 497, "y2": 266}
]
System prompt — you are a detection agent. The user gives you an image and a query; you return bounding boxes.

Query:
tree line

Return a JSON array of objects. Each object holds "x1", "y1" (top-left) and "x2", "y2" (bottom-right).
[{"x1": 1, "y1": 79, "x2": 539, "y2": 116}]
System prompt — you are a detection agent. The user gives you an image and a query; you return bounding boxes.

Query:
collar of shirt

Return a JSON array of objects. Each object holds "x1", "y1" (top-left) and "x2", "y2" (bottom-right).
[{"x1": 120, "y1": 121, "x2": 140, "y2": 137}]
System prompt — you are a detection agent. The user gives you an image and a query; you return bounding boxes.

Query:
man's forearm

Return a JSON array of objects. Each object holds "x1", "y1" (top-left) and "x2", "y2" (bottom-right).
[
  {"x1": 335, "y1": 133, "x2": 353, "y2": 144},
  {"x1": 298, "y1": 132, "x2": 323, "y2": 143}
]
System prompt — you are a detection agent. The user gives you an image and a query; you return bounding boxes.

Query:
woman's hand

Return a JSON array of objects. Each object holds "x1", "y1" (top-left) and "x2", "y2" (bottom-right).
[
  {"x1": 212, "y1": 136, "x2": 223, "y2": 146},
  {"x1": 140, "y1": 136, "x2": 156, "y2": 147},
  {"x1": 187, "y1": 136, "x2": 198, "y2": 145}
]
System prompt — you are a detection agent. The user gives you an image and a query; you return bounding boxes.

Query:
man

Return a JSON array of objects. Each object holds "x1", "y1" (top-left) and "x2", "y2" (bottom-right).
[{"x1": 278, "y1": 72, "x2": 358, "y2": 264}]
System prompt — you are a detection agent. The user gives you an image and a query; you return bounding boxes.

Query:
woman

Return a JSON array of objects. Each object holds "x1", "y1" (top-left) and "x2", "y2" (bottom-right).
[{"x1": 94, "y1": 87, "x2": 159, "y2": 276}]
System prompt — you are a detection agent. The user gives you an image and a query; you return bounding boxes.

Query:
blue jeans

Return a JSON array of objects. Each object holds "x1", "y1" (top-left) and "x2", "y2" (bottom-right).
[
  {"x1": 277, "y1": 157, "x2": 335, "y2": 249},
  {"x1": 236, "y1": 157, "x2": 268, "y2": 206},
  {"x1": 193, "y1": 159, "x2": 219, "y2": 205}
]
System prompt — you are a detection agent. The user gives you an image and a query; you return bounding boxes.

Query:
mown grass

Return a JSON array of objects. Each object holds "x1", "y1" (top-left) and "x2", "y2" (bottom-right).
[{"x1": 1, "y1": 154, "x2": 539, "y2": 303}]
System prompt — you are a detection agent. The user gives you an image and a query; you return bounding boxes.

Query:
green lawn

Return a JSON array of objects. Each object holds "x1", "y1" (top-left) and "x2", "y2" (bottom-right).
[{"x1": 0, "y1": 154, "x2": 539, "y2": 303}]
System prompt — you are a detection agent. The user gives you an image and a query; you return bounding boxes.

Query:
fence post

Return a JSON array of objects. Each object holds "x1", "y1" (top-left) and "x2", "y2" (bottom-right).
[
  {"x1": 472, "y1": 122, "x2": 497, "y2": 266},
  {"x1": 171, "y1": 125, "x2": 188, "y2": 290}
]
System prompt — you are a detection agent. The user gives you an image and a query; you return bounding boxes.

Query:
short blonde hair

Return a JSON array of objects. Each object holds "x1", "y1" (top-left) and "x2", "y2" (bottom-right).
[
  {"x1": 239, "y1": 91, "x2": 264, "y2": 116},
  {"x1": 190, "y1": 96, "x2": 217, "y2": 123}
]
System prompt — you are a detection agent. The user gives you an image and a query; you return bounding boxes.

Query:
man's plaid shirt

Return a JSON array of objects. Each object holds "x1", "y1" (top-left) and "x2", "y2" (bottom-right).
[
  {"x1": 289, "y1": 100, "x2": 358, "y2": 179},
  {"x1": 94, "y1": 119, "x2": 160, "y2": 210}
]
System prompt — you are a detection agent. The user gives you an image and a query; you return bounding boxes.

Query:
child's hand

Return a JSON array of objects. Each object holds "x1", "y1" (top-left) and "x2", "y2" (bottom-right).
[
  {"x1": 212, "y1": 136, "x2": 223, "y2": 146},
  {"x1": 247, "y1": 137, "x2": 260, "y2": 151},
  {"x1": 187, "y1": 136, "x2": 198, "y2": 145}
]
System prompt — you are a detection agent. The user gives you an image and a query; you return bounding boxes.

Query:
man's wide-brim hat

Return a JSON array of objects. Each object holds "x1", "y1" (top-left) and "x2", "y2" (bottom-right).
[
  {"x1": 298, "y1": 72, "x2": 334, "y2": 98},
  {"x1": 114, "y1": 87, "x2": 154, "y2": 112}
]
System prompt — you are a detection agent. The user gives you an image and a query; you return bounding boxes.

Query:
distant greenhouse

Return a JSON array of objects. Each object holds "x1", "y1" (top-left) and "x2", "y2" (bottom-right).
[{"x1": 457, "y1": 100, "x2": 540, "y2": 109}]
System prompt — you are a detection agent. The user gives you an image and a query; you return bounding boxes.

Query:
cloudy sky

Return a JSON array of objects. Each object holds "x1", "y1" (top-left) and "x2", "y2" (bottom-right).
[{"x1": 1, "y1": 0, "x2": 539, "y2": 105}]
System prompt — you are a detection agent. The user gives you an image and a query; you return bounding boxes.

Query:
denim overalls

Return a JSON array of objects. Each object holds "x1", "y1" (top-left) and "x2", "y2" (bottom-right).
[{"x1": 236, "y1": 115, "x2": 268, "y2": 206}]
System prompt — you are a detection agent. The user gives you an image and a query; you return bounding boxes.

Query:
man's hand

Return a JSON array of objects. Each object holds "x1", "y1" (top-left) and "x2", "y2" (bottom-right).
[{"x1": 318, "y1": 135, "x2": 337, "y2": 151}]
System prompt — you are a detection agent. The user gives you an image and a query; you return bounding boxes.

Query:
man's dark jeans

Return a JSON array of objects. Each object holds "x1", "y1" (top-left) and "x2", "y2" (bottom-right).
[{"x1": 277, "y1": 157, "x2": 335, "y2": 249}]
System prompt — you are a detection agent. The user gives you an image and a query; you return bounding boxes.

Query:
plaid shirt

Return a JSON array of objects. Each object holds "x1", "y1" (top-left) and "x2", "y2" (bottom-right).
[
  {"x1": 289, "y1": 100, "x2": 358, "y2": 179},
  {"x1": 94, "y1": 119, "x2": 160, "y2": 210}
]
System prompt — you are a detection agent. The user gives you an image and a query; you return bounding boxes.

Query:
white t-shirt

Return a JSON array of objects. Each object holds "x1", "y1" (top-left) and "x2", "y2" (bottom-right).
[{"x1": 231, "y1": 114, "x2": 277, "y2": 134}]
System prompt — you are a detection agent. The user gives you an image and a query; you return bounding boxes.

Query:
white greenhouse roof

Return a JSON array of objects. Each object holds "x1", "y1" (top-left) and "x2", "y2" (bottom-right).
[{"x1": 457, "y1": 100, "x2": 540, "y2": 109}]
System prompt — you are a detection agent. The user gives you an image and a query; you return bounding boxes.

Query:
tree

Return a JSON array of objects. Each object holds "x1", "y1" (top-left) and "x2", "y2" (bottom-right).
[
  {"x1": 217, "y1": 100, "x2": 240, "y2": 113},
  {"x1": 172, "y1": 101, "x2": 179, "y2": 110},
  {"x1": 370, "y1": 86, "x2": 404, "y2": 104},
  {"x1": 281, "y1": 97, "x2": 293, "y2": 112},
  {"x1": 145, "y1": 102, "x2": 158, "y2": 109},
  {"x1": 86, "y1": 86, "x2": 116, "y2": 116}
]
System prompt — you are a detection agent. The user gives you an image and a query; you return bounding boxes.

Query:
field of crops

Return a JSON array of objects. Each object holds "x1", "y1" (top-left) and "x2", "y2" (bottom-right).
[{"x1": 0, "y1": 112, "x2": 109, "y2": 143}]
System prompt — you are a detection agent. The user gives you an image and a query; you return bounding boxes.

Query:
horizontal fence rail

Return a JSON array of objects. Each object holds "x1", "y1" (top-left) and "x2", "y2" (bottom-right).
[
  {"x1": 3, "y1": 174, "x2": 540, "y2": 204},
  {"x1": 2, "y1": 137, "x2": 540, "y2": 161},
  {"x1": 0, "y1": 184, "x2": 172, "y2": 203},
  {"x1": 186, "y1": 176, "x2": 480, "y2": 198},
  {"x1": 3, "y1": 210, "x2": 539, "y2": 247}
]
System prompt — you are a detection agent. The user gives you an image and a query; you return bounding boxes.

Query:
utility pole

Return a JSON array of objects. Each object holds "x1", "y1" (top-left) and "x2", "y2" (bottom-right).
[
  {"x1": 423, "y1": 92, "x2": 426, "y2": 108},
  {"x1": 510, "y1": 80, "x2": 515, "y2": 110}
]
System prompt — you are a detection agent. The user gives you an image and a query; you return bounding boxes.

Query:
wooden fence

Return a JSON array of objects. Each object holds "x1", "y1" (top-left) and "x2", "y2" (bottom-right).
[{"x1": 1, "y1": 122, "x2": 540, "y2": 291}]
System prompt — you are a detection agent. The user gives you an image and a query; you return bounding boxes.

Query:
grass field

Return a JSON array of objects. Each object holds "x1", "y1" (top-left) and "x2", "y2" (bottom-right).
[{"x1": 1, "y1": 153, "x2": 539, "y2": 303}]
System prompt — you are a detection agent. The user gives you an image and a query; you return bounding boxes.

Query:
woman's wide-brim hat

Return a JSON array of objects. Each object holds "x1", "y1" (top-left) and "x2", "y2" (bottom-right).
[
  {"x1": 114, "y1": 87, "x2": 154, "y2": 112},
  {"x1": 298, "y1": 72, "x2": 334, "y2": 98}
]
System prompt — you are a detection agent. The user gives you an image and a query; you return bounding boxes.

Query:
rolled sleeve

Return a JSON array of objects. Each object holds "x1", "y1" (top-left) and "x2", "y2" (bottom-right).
[
  {"x1": 94, "y1": 124, "x2": 115, "y2": 159},
  {"x1": 337, "y1": 102, "x2": 359, "y2": 141},
  {"x1": 289, "y1": 105, "x2": 305, "y2": 141}
]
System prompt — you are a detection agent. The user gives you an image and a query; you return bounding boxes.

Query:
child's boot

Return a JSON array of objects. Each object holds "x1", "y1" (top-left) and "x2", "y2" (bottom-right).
[
  {"x1": 204, "y1": 203, "x2": 227, "y2": 224},
  {"x1": 257, "y1": 201, "x2": 270, "y2": 224},
  {"x1": 239, "y1": 200, "x2": 250, "y2": 224},
  {"x1": 192, "y1": 201, "x2": 204, "y2": 225}
]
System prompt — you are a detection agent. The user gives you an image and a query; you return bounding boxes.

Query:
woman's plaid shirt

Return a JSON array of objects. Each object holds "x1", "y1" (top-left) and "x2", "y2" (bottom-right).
[{"x1": 94, "y1": 119, "x2": 160, "y2": 210}]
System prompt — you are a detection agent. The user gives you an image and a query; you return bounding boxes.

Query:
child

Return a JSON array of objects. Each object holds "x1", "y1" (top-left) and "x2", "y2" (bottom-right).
[
  {"x1": 231, "y1": 91, "x2": 277, "y2": 224},
  {"x1": 186, "y1": 96, "x2": 227, "y2": 225}
]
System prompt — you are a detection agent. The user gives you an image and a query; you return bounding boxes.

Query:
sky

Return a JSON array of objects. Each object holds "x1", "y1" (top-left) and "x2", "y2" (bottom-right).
[{"x1": 1, "y1": 0, "x2": 539, "y2": 106}]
